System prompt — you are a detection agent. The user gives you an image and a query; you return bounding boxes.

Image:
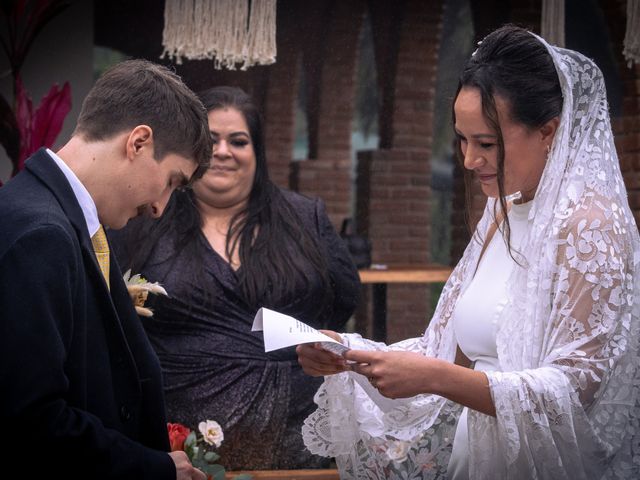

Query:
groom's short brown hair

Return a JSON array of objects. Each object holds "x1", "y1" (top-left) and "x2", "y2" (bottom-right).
[{"x1": 74, "y1": 59, "x2": 211, "y2": 180}]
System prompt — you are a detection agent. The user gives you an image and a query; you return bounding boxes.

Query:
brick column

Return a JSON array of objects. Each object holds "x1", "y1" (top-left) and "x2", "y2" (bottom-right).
[
  {"x1": 292, "y1": 0, "x2": 366, "y2": 227},
  {"x1": 600, "y1": 0, "x2": 640, "y2": 224},
  {"x1": 356, "y1": 149, "x2": 431, "y2": 340},
  {"x1": 357, "y1": 0, "x2": 444, "y2": 343},
  {"x1": 263, "y1": 1, "x2": 302, "y2": 188}
]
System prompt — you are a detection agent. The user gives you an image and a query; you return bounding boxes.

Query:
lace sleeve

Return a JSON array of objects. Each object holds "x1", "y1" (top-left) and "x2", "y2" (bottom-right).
[
  {"x1": 301, "y1": 256, "x2": 475, "y2": 479},
  {"x1": 300, "y1": 202, "x2": 491, "y2": 479},
  {"x1": 472, "y1": 197, "x2": 640, "y2": 479}
]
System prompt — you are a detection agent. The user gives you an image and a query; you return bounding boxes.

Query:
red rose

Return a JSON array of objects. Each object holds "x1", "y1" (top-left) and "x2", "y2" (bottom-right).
[{"x1": 167, "y1": 422, "x2": 191, "y2": 452}]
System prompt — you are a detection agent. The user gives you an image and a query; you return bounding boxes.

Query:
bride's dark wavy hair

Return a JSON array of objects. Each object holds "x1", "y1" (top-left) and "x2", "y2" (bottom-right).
[
  {"x1": 122, "y1": 86, "x2": 331, "y2": 310},
  {"x1": 452, "y1": 25, "x2": 562, "y2": 259}
]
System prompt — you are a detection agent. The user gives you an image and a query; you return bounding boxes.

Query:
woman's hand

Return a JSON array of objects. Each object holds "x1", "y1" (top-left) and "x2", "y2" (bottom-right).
[
  {"x1": 345, "y1": 349, "x2": 439, "y2": 398},
  {"x1": 296, "y1": 330, "x2": 349, "y2": 376},
  {"x1": 345, "y1": 349, "x2": 496, "y2": 415}
]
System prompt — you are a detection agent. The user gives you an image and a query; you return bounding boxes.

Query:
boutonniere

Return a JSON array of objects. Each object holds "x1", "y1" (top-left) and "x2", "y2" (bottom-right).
[{"x1": 123, "y1": 269, "x2": 168, "y2": 317}]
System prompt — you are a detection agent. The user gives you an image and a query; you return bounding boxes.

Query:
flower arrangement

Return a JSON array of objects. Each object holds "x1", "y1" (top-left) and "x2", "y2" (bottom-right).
[
  {"x1": 123, "y1": 269, "x2": 168, "y2": 317},
  {"x1": 167, "y1": 420, "x2": 251, "y2": 480}
]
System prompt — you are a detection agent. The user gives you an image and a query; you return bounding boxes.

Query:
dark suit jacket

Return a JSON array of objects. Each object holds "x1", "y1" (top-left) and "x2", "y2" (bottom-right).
[{"x1": 0, "y1": 149, "x2": 174, "y2": 479}]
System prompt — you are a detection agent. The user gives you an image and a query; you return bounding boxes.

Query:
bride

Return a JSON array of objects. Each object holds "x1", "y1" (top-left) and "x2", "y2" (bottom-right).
[{"x1": 297, "y1": 25, "x2": 640, "y2": 479}]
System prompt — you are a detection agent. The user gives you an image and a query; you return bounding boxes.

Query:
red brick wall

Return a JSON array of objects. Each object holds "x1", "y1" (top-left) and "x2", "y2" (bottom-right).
[
  {"x1": 600, "y1": 0, "x2": 640, "y2": 224},
  {"x1": 291, "y1": 0, "x2": 366, "y2": 227},
  {"x1": 355, "y1": 0, "x2": 444, "y2": 343},
  {"x1": 358, "y1": 150, "x2": 431, "y2": 263},
  {"x1": 389, "y1": 4, "x2": 441, "y2": 151},
  {"x1": 356, "y1": 149, "x2": 432, "y2": 341},
  {"x1": 263, "y1": 2, "x2": 302, "y2": 188},
  {"x1": 291, "y1": 157, "x2": 353, "y2": 227}
]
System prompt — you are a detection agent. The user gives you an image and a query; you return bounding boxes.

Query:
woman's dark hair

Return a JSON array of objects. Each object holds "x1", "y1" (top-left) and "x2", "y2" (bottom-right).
[
  {"x1": 122, "y1": 86, "x2": 331, "y2": 310},
  {"x1": 452, "y1": 25, "x2": 563, "y2": 256}
]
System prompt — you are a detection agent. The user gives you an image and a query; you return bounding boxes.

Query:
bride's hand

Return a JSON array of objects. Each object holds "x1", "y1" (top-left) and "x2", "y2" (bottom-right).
[{"x1": 346, "y1": 349, "x2": 442, "y2": 398}]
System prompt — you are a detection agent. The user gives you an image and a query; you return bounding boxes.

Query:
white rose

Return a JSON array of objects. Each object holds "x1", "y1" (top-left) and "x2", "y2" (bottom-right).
[{"x1": 198, "y1": 419, "x2": 224, "y2": 448}]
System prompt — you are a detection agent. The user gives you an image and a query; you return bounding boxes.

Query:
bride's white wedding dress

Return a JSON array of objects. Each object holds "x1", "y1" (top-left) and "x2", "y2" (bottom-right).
[{"x1": 448, "y1": 200, "x2": 532, "y2": 479}]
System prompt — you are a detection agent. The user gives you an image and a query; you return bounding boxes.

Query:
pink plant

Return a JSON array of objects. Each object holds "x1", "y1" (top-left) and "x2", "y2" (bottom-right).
[
  {"x1": 14, "y1": 76, "x2": 71, "y2": 172},
  {"x1": 0, "y1": 0, "x2": 71, "y2": 183}
]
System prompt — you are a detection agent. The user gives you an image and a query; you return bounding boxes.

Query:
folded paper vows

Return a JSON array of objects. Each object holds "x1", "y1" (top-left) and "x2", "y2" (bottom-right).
[
  {"x1": 252, "y1": 307, "x2": 411, "y2": 412},
  {"x1": 251, "y1": 307, "x2": 349, "y2": 355}
]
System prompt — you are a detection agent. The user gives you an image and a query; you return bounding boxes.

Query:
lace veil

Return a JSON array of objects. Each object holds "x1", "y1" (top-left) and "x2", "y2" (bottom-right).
[{"x1": 302, "y1": 33, "x2": 640, "y2": 479}]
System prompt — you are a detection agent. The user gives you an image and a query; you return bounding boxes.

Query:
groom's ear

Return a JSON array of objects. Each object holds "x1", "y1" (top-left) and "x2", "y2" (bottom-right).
[{"x1": 125, "y1": 125, "x2": 154, "y2": 160}]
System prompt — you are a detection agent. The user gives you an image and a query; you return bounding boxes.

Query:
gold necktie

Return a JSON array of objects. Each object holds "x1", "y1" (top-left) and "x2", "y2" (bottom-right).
[{"x1": 91, "y1": 225, "x2": 110, "y2": 290}]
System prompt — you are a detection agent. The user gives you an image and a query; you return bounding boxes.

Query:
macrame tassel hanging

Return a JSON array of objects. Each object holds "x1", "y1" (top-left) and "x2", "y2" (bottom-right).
[
  {"x1": 541, "y1": 0, "x2": 565, "y2": 48},
  {"x1": 161, "y1": 0, "x2": 277, "y2": 70},
  {"x1": 623, "y1": 0, "x2": 640, "y2": 67},
  {"x1": 245, "y1": 0, "x2": 277, "y2": 69}
]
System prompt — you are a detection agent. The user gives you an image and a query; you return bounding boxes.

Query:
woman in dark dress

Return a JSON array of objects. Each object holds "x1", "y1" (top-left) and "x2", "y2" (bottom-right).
[{"x1": 111, "y1": 86, "x2": 360, "y2": 470}]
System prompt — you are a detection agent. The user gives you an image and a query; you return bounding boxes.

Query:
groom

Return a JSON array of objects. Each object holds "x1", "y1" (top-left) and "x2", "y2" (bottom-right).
[{"x1": 0, "y1": 60, "x2": 211, "y2": 479}]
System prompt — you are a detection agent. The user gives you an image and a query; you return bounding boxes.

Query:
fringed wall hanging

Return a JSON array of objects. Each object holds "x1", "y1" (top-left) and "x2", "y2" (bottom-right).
[
  {"x1": 623, "y1": 0, "x2": 640, "y2": 66},
  {"x1": 541, "y1": 0, "x2": 565, "y2": 48},
  {"x1": 161, "y1": 0, "x2": 277, "y2": 70}
]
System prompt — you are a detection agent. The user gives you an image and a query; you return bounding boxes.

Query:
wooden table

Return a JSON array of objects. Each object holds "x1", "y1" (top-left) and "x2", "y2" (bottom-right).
[
  {"x1": 358, "y1": 265, "x2": 453, "y2": 342},
  {"x1": 226, "y1": 469, "x2": 339, "y2": 479}
]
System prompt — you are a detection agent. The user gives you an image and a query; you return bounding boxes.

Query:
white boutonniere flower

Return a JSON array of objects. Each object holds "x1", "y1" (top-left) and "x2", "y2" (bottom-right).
[{"x1": 123, "y1": 269, "x2": 168, "y2": 317}]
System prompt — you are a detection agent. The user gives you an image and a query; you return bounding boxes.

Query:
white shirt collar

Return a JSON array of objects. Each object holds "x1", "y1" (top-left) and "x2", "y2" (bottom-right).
[{"x1": 46, "y1": 148, "x2": 100, "y2": 238}]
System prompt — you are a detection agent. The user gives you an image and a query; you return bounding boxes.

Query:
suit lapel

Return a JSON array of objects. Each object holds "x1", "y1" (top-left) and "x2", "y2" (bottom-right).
[
  {"x1": 26, "y1": 149, "x2": 90, "y2": 238},
  {"x1": 25, "y1": 149, "x2": 142, "y2": 391},
  {"x1": 26, "y1": 149, "x2": 114, "y2": 293}
]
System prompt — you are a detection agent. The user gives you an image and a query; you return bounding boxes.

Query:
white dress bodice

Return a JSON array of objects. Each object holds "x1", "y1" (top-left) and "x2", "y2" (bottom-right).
[{"x1": 448, "y1": 200, "x2": 532, "y2": 479}]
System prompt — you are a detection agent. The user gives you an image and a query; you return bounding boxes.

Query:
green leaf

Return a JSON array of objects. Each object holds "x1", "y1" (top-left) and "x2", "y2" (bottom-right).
[
  {"x1": 184, "y1": 432, "x2": 198, "y2": 461},
  {"x1": 204, "y1": 451, "x2": 220, "y2": 463},
  {"x1": 184, "y1": 431, "x2": 197, "y2": 448},
  {"x1": 195, "y1": 445, "x2": 204, "y2": 461},
  {"x1": 205, "y1": 464, "x2": 226, "y2": 480}
]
